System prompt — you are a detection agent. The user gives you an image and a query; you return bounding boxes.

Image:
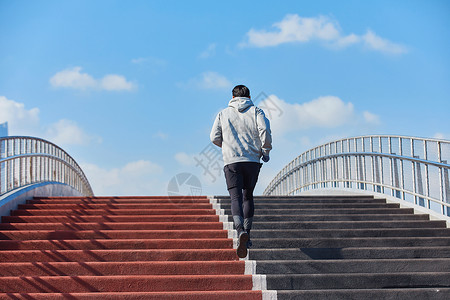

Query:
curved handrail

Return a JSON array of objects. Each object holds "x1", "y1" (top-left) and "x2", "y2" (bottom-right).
[
  {"x1": 264, "y1": 135, "x2": 450, "y2": 217},
  {"x1": 0, "y1": 136, "x2": 93, "y2": 197}
]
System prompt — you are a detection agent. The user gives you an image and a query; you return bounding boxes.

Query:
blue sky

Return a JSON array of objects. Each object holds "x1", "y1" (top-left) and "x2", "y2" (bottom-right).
[{"x1": 1, "y1": 0, "x2": 449, "y2": 196}]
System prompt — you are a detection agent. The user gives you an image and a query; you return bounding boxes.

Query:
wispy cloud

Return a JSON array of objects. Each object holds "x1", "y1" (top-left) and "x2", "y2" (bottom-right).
[
  {"x1": 198, "y1": 43, "x2": 217, "y2": 59},
  {"x1": 257, "y1": 94, "x2": 381, "y2": 137},
  {"x1": 50, "y1": 67, "x2": 136, "y2": 91},
  {"x1": 45, "y1": 119, "x2": 101, "y2": 146},
  {"x1": 241, "y1": 14, "x2": 408, "y2": 55},
  {"x1": 0, "y1": 95, "x2": 40, "y2": 135},
  {"x1": 179, "y1": 71, "x2": 232, "y2": 90},
  {"x1": 81, "y1": 160, "x2": 164, "y2": 195},
  {"x1": 0, "y1": 95, "x2": 99, "y2": 146}
]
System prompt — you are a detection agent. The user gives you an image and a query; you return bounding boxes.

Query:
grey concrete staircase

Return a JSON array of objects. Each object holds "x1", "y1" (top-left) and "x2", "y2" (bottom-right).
[{"x1": 214, "y1": 195, "x2": 450, "y2": 299}]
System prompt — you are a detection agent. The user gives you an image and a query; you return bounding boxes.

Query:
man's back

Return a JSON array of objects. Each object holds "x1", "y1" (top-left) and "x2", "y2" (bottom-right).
[{"x1": 210, "y1": 96, "x2": 272, "y2": 166}]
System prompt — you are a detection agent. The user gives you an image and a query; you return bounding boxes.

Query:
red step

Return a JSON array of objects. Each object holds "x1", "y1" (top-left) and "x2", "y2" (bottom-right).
[
  {"x1": 0, "y1": 249, "x2": 238, "y2": 262},
  {"x1": 0, "y1": 275, "x2": 254, "y2": 293},
  {"x1": 0, "y1": 261, "x2": 245, "y2": 276},
  {"x1": 11, "y1": 208, "x2": 217, "y2": 216},
  {"x1": 0, "y1": 229, "x2": 228, "y2": 240},
  {"x1": 0, "y1": 196, "x2": 260, "y2": 298},
  {"x1": 0, "y1": 291, "x2": 263, "y2": 300},
  {"x1": 0, "y1": 221, "x2": 223, "y2": 230}
]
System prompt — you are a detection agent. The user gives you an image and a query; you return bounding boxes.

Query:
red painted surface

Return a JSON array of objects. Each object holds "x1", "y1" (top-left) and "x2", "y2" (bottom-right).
[{"x1": 0, "y1": 196, "x2": 262, "y2": 299}]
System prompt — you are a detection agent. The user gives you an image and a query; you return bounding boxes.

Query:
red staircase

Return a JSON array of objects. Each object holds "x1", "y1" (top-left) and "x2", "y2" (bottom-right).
[{"x1": 0, "y1": 196, "x2": 262, "y2": 299}]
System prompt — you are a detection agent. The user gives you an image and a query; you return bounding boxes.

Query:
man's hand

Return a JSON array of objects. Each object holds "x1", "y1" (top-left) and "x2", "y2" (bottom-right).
[{"x1": 262, "y1": 155, "x2": 270, "y2": 163}]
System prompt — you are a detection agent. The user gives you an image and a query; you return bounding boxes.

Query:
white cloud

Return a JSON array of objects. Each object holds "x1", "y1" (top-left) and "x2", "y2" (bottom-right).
[
  {"x1": 154, "y1": 131, "x2": 168, "y2": 140},
  {"x1": 81, "y1": 160, "x2": 164, "y2": 195},
  {"x1": 199, "y1": 43, "x2": 217, "y2": 59},
  {"x1": 257, "y1": 94, "x2": 379, "y2": 137},
  {"x1": 241, "y1": 14, "x2": 407, "y2": 55},
  {"x1": 363, "y1": 111, "x2": 381, "y2": 125},
  {"x1": 0, "y1": 96, "x2": 40, "y2": 135},
  {"x1": 180, "y1": 71, "x2": 232, "y2": 90},
  {"x1": 362, "y1": 30, "x2": 408, "y2": 54},
  {"x1": 45, "y1": 119, "x2": 100, "y2": 146},
  {"x1": 131, "y1": 57, "x2": 167, "y2": 67},
  {"x1": 50, "y1": 67, "x2": 136, "y2": 91},
  {"x1": 434, "y1": 133, "x2": 450, "y2": 141},
  {"x1": 175, "y1": 152, "x2": 196, "y2": 166},
  {"x1": 100, "y1": 74, "x2": 135, "y2": 91},
  {"x1": 0, "y1": 95, "x2": 99, "y2": 146}
]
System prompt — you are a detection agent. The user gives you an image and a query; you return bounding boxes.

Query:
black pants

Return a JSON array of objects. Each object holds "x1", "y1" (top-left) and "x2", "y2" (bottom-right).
[{"x1": 224, "y1": 162, "x2": 262, "y2": 219}]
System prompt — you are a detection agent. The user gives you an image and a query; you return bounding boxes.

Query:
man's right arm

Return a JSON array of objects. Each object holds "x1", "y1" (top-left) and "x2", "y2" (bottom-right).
[{"x1": 210, "y1": 112, "x2": 223, "y2": 148}]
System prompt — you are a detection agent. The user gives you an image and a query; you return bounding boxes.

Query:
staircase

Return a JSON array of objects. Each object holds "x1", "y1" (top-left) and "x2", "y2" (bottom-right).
[
  {"x1": 212, "y1": 195, "x2": 450, "y2": 299},
  {"x1": 0, "y1": 196, "x2": 265, "y2": 299},
  {"x1": 1, "y1": 195, "x2": 450, "y2": 299}
]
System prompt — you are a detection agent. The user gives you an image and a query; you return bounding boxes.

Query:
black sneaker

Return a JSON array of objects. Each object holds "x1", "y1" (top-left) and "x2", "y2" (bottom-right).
[
  {"x1": 247, "y1": 238, "x2": 253, "y2": 249},
  {"x1": 236, "y1": 231, "x2": 249, "y2": 258}
]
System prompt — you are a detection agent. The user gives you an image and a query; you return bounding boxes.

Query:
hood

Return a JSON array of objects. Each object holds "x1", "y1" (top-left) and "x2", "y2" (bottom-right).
[{"x1": 228, "y1": 97, "x2": 254, "y2": 112}]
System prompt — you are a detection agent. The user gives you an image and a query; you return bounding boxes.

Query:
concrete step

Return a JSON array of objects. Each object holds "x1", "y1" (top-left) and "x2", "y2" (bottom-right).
[
  {"x1": 223, "y1": 208, "x2": 414, "y2": 215},
  {"x1": 248, "y1": 228, "x2": 450, "y2": 238},
  {"x1": 230, "y1": 213, "x2": 430, "y2": 222},
  {"x1": 276, "y1": 288, "x2": 450, "y2": 300},
  {"x1": 250, "y1": 220, "x2": 446, "y2": 229},
  {"x1": 254, "y1": 258, "x2": 450, "y2": 274},
  {"x1": 250, "y1": 237, "x2": 450, "y2": 248},
  {"x1": 265, "y1": 272, "x2": 450, "y2": 290},
  {"x1": 248, "y1": 247, "x2": 450, "y2": 260},
  {"x1": 218, "y1": 203, "x2": 399, "y2": 209}
]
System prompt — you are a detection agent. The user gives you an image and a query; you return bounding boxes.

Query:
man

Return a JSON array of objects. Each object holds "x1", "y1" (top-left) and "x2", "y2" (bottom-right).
[{"x1": 210, "y1": 85, "x2": 272, "y2": 258}]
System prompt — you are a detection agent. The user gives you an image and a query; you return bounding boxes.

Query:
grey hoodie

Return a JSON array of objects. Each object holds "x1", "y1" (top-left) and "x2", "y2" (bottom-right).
[{"x1": 210, "y1": 97, "x2": 272, "y2": 166}]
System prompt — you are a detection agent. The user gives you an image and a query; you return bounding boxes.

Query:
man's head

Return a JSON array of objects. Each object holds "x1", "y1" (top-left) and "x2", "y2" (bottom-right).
[{"x1": 232, "y1": 85, "x2": 250, "y2": 98}]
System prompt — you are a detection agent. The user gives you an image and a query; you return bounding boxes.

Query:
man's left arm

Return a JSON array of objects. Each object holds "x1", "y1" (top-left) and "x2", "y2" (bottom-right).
[{"x1": 210, "y1": 112, "x2": 223, "y2": 148}]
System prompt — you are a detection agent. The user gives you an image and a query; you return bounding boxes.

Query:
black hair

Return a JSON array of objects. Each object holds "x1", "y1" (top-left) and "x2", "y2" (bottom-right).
[{"x1": 232, "y1": 85, "x2": 250, "y2": 98}]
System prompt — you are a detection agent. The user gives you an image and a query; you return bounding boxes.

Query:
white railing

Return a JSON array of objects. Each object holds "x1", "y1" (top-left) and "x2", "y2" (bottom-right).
[
  {"x1": 264, "y1": 135, "x2": 450, "y2": 217},
  {"x1": 0, "y1": 136, "x2": 93, "y2": 197}
]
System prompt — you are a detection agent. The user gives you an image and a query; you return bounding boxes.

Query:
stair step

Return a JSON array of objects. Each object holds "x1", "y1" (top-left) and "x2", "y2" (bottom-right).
[
  {"x1": 265, "y1": 272, "x2": 450, "y2": 290},
  {"x1": 0, "y1": 222, "x2": 224, "y2": 230},
  {"x1": 2, "y1": 215, "x2": 220, "y2": 223},
  {"x1": 0, "y1": 249, "x2": 238, "y2": 262},
  {"x1": 0, "y1": 261, "x2": 245, "y2": 276},
  {"x1": 223, "y1": 208, "x2": 414, "y2": 215},
  {"x1": 0, "y1": 229, "x2": 228, "y2": 240},
  {"x1": 18, "y1": 203, "x2": 213, "y2": 209},
  {"x1": 11, "y1": 209, "x2": 217, "y2": 216},
  {"x1": 0, "y1": 238, "x2": 232, "y2": 250},
  {"x1": 0, "y1": 291, "x2": 263, "y2": 300},
  {"x1": 0, "y1": 275, "x2": 255, "y2": 293},
  {"x1": 249, "y1": 247, "x2": 450, "y2": 260},
  {"x1": 276, "y1": 288, "x2": 450, "y2": 300},
  {"x1": 255, "y1": 259, "x2": 450, "y2": 274},
  {"x1": 250, "y1": 237, "x2": 450, "y2": 248},
  {"x1": 248, "y1": 228, "x2": 450, "y2": 238},
  {"x1": 251, "y1": 220, "x2": 446, "y2": 229},
  {"x1": 229, "y1": 214, "x2": 429, "y2": 221},
  {"x1": 218, "y1": 203, "x2": 399, "y2": 209}
]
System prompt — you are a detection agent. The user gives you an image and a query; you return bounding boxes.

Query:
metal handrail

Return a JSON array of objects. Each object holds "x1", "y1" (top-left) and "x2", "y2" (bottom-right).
[
  {"x1": 264, "y1": 135, "x2": 450, "y2": 218},
  {"x1": 0, "y1": 136, "x2": 93, "y2": 197}
]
